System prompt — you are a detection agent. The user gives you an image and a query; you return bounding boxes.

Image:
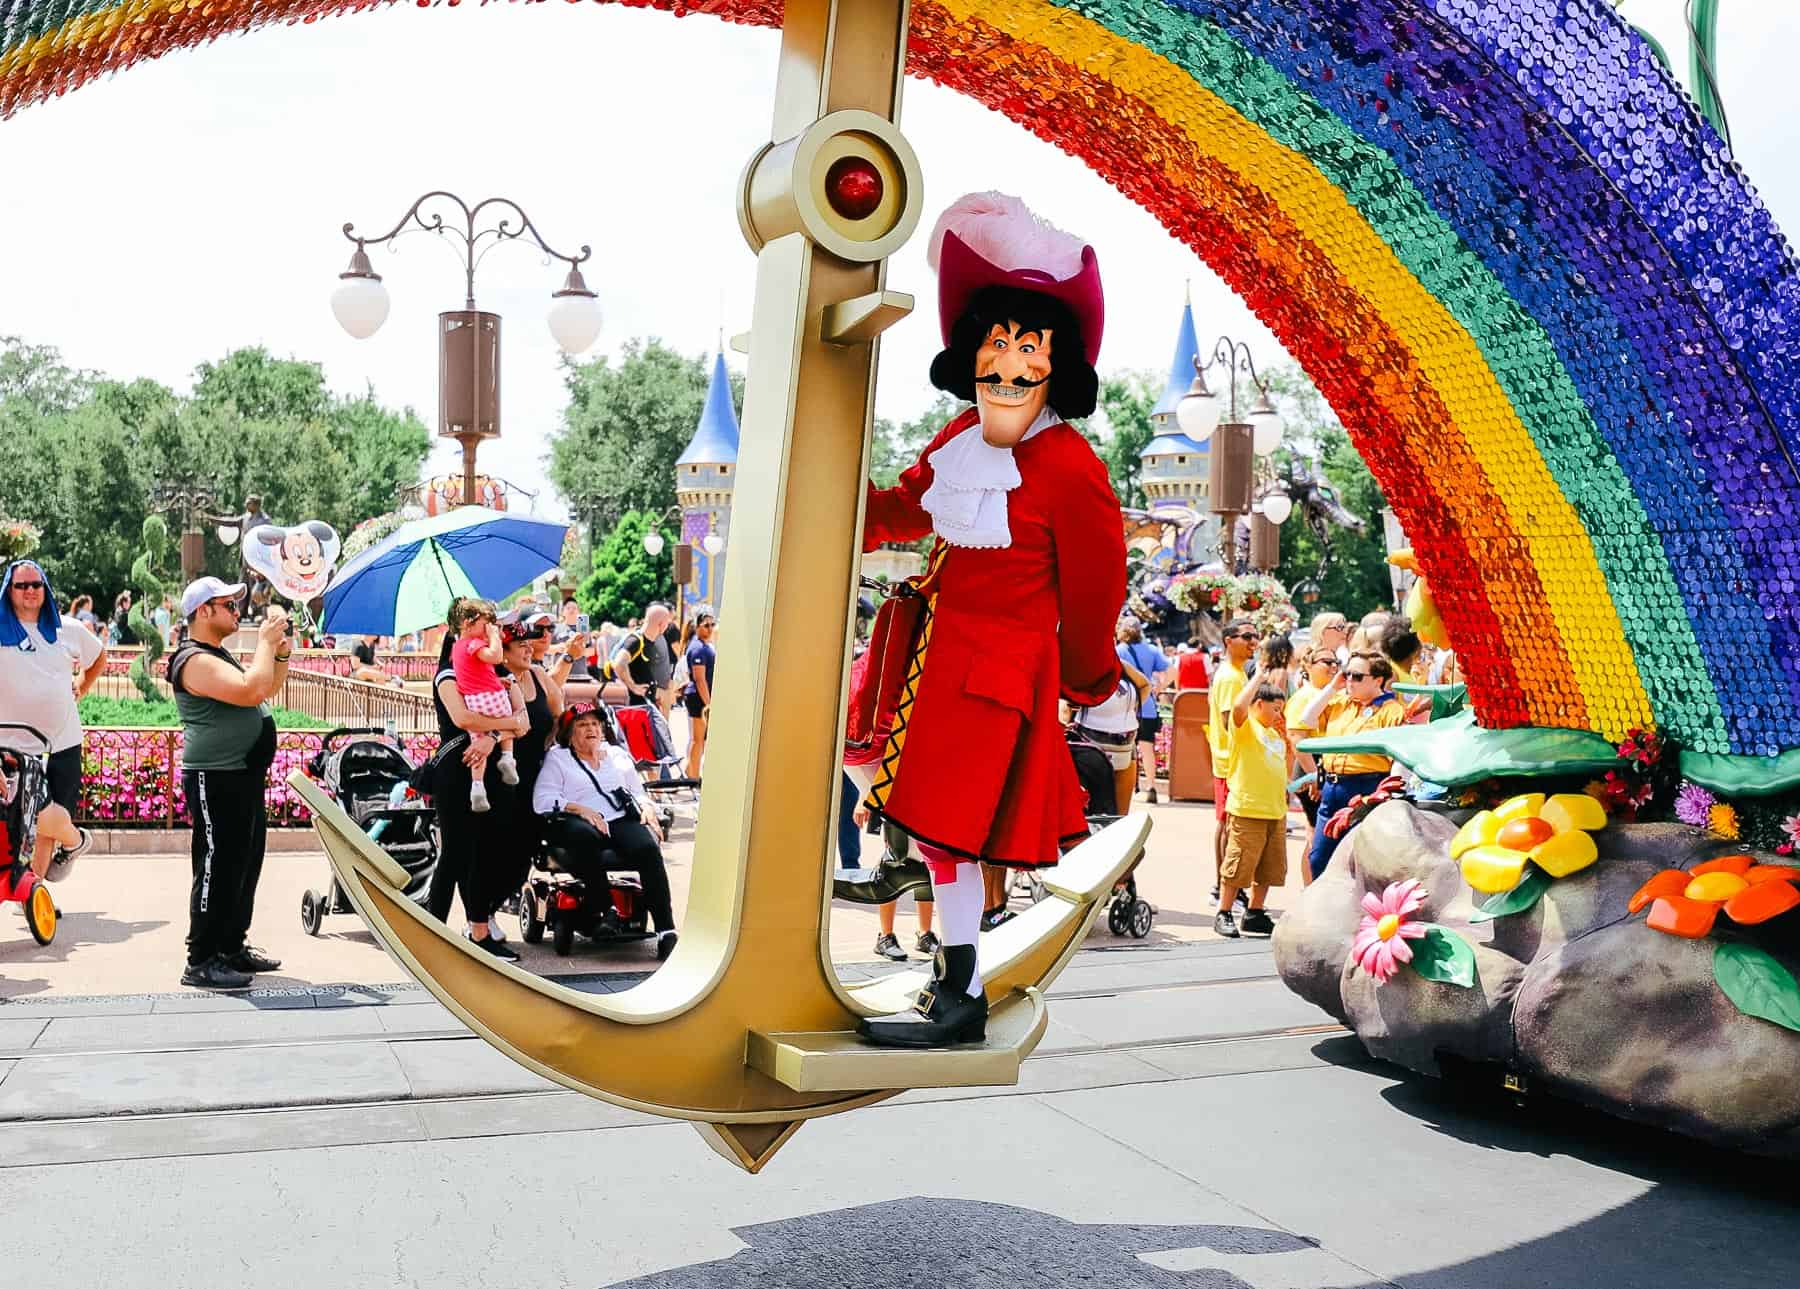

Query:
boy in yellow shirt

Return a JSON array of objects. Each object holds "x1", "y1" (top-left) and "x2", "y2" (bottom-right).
[{"x1": 1217, "y1": 677, "x2": 1292, "y2": 938}]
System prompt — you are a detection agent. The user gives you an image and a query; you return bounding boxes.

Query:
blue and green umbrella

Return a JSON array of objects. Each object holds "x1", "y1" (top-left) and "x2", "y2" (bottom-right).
[{"x1": 321, "y1": 506, "x2": 569, "y2": 637}]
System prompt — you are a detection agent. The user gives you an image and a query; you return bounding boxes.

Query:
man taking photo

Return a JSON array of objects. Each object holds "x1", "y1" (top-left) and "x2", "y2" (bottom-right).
[{"x1": 168, "y1": 576, "x2": 291, "y2": 990}]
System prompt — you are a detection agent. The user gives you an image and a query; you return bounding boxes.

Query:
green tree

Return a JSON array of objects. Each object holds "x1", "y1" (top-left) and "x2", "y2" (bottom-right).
[
  {"x1": 1095, "y1": 369, "x2": 1158, "y2": 506},
  {"x1": 870, "y1": 393, "x2": 963, "y2": 487},
  {"x1": 548, "y1": 340, "x2": 743, "y2": 538},
  {"x1": 0, "y1": 338, "x2": 429, "y2": 604},
  {"x1": 577, "y1": 509, "x2": 673, "y2": 628},
  {"x1": 126, "y1": 515, "x2": 172, "y2": 701},
  {"x1": 1261, "y1": 363, "x2": 1393, "y2": 619}
]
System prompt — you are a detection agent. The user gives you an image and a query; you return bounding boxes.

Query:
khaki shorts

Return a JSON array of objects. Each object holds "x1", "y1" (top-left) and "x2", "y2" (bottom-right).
[{"x1": 1222, "y1": 814, "x2": 1288, "y2": 889}]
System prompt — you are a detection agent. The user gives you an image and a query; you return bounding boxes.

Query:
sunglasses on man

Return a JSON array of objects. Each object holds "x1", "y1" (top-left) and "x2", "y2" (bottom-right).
[
  {"x1": 1343, "y1": 670, "x2": 1373, "y2": 681},
  {"x1": 10, "y1": 581, "x2": 45, "y2": 591}
]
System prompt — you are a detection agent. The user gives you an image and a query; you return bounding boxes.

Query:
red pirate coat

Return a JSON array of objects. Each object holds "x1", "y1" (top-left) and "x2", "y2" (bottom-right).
[{"x1": 862, "y1": 408, "x2": 1125, "y2": 867}]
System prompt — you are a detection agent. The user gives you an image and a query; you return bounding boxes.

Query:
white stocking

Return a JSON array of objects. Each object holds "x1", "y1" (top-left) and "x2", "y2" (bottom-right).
[{"x1": 929, "y1": 861, "x2": 985, "y2": 995}]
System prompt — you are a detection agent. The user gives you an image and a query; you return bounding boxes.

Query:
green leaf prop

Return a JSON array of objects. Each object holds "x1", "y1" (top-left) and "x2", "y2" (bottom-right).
[
  {"x1": 1713, "y1": 943, "x2": 1800, "y2": 1033},
  {"x1": 1407, "y1": 926, "x2": 1477, "y2": 987},
  {"x1": 1469, "y1": 866, "x2": 1552, "y2": 924}
]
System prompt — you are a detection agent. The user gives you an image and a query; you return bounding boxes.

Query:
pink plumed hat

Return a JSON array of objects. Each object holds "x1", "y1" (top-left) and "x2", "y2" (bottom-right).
[{"x1": 927, "y1": 191, "x2": 1104, "y2": 366}]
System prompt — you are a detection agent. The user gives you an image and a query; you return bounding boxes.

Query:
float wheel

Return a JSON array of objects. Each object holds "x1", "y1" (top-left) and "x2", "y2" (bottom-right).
[{"x1": 301, "y1": 889, "x2": 323, "y2": 936}]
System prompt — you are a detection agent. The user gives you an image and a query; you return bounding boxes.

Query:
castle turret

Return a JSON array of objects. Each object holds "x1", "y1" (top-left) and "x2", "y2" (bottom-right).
[
  {"x1": 1139, "y1": 297, "x2": 1211, "y2": 513},
  {"x1": 675, "y1": 351, "x2": 739, "y2": 613}
]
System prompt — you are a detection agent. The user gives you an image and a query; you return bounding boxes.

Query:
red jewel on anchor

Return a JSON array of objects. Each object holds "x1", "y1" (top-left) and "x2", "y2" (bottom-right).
[{"x1": 825, "y1": 157, "x2": 884, "y2": 220}]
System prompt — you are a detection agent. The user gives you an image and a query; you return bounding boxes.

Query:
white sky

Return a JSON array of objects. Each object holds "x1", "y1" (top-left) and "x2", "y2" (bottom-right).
[{"x1": 0, "y1": 1, "x2": 1791, "y2": 519}]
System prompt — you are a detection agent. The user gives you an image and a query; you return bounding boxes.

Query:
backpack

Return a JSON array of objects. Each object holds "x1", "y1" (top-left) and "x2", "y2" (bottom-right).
[{"x1": 599, "y1": 632, "x2": 647, "y2": 683}]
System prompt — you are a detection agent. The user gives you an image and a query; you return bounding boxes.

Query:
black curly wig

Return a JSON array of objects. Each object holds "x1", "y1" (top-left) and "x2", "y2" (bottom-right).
[{"x1": 928, "y1": 285, "x2": 1099, "y2": 419}]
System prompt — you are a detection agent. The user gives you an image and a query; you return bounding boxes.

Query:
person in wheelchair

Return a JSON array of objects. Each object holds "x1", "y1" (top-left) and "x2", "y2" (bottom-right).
[{"x1": 531, "y1": 703, "x2": 679, "y2": 961}]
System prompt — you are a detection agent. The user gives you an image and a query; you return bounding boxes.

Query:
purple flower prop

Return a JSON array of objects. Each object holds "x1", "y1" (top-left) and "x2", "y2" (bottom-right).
[{"x1": 1673, "y1": 782, "x2": 1717, "y2": 828}]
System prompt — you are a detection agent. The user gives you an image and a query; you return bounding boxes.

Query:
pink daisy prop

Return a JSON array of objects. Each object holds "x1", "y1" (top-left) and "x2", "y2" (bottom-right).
[{"x1": 1351, "y1": 879, "x2": 1429, "y2": 983}]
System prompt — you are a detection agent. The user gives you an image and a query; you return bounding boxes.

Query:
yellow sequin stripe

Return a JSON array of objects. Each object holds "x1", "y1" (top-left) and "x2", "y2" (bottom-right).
[
  {"x1": 933, "y1": 0, "x2": 1652, "y2": 737},
  {"x1": 1, "y1": 0, "x2": 256, "y2": 85}
]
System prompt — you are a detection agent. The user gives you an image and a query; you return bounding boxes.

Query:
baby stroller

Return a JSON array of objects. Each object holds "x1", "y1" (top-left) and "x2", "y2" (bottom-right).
[
  {"x1": 610, "y1": 703, "x2": 691, "y2": 787},
  {"x1": 298, "y1": 727, "x2": 439, "y2": 935},
  {"x1": 1066, "y1": 725, "x2": 1156, "y2": 939},
  {"x1": 0, "y1": 722, "x2": 59, "y2": 946}
]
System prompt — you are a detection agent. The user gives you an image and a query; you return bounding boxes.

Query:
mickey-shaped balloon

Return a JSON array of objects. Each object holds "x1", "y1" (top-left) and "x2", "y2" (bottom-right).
[{"x1": 243, "y1": 521, "x2": 341, "y2": 603}]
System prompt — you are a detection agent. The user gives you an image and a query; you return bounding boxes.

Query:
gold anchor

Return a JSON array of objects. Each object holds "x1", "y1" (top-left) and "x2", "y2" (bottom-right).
[{"x1": 290, "y1": 0, "x2": 1149, "y2": 1175}]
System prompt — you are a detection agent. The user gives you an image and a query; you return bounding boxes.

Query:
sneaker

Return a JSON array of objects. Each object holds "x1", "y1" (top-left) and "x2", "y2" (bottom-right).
[
  {"x1": 469, "y1": 781, "x2": 490, "y2": 813},
  {"x1": 496, "y1": 753, "x2": 520, "y2": 786},
  {"x1": 1146, "y1": 786, "x2": 1159, "y2": 805},
  {"x1": 656, "y1": 930, "x2": 679, "y2": 962},
  {"x1": 1209, "y1": 887, "x2": 1250, "y2": 909},
  {"x1": 46, "y1": 828, "x2": 92, "y2": 882},
  {"x1": 874, "y1": 932, "x2": 908, "y2": 962},
  {"x1": 1213, "y1": 910, "x2": 1240, "y2": 939},
  {"x1": 982, "y1": 906, "x2": 1018, "y2": 932},
  {"x1": 180, "y1": 956, "x2": 253, "y2": 990},
  {"x1": 914, "y1": 930, "x2": 941, "y2": 956},
  {"x1": 1239, "y1": 908, "x2": 1276, "y2": 937},
  {"x1": 471, "y1": 934, "x2": 520, "y2": 963},
  {"x1": 228, "y1": 946, "x2": 282, "y2": 973}
]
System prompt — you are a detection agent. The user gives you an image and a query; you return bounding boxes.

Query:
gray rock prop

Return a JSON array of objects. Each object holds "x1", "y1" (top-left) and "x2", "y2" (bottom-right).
[{"x1": 1272, "y1": 800, "x2": 1800, "y2": 1157}]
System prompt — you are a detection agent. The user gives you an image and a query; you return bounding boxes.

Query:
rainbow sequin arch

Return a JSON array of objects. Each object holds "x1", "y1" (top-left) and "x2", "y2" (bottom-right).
[{"x1": 7, "y1": 0, "x2": 1800, "y2": 760}]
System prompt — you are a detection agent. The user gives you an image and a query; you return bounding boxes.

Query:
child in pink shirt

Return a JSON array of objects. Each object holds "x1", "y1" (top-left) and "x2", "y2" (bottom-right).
[{"x1": 450, "y1": 602, "x2": 521, "y2": 812}]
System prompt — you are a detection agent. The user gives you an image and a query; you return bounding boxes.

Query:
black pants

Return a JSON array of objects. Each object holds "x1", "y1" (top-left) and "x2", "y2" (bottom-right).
[
  {"x1": 184, "y1": 767, "x2": 268, "y2": 968},
  {"x1": 542, "y1": 813, "x2": 675, "y2": 932},
  {"x1": 46, "y1": 745, "x2": 82, "y2": 814},
  {"x1": 427, "y1": 744, "x2": 515, "y2": 926}
]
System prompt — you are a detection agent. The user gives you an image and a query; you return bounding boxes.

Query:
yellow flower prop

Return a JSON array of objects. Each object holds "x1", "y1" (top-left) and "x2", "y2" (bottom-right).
[
  {"x1": 1707, "y1": 802, "x2": 1740, "y2": 840},
  {"x1": 1451, "y1": 792, "x2": 1606, "y2": 895}
]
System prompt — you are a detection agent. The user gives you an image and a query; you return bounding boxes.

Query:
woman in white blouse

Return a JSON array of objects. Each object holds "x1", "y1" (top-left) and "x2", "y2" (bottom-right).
[{"x1": 532, "y1": 703, "x2": 677, "y2": 959}]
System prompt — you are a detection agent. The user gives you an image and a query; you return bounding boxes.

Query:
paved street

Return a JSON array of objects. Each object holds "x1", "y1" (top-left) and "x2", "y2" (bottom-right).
[{"x1": 2, "y1": 801, "x2": 1793, "y2": 1286}]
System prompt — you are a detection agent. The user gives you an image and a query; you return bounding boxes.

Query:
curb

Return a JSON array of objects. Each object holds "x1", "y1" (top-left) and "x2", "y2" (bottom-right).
[{"x1": 86, "y1": 829, "x2": 321, "y2": 855}]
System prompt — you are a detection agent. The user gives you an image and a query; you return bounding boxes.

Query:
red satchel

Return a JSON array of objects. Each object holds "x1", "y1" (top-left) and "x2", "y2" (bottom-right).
[{"x1": 844, "y1": 588, "x2": 926, "y2": 764}]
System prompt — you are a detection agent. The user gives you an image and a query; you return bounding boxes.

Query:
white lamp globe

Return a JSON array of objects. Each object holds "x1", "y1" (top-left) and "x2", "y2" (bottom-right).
[
  {"x1": 1251, "y1": 411, "x2": 1284, "y2": 456},
  {"x1": 547, "y1": 292, "x2": 603, "y2": 355},
  {"x1": 643, "y1": 529, "x2": 666, "y2": 558},
  {"x1": 1261, "y1": 493, "x2": 1293, "y2": 525},
  {"x1": 1175, "y1": 390, "x2": 1220, "y2": 442},
  {"x1": 701, "y1": 532, "x2": 724, "y2": 557},
  {"x1": 216, "y1": 525, "x2": 240, "y2": 547},
  {"x1": 331, "y1": 275, "x2": 391, "y2": 340}
]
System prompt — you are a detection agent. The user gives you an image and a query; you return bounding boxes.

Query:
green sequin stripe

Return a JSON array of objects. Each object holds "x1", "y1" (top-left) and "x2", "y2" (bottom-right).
[{"x1": 1051, "y1": 0, "x2": 1724, "y2": 743}]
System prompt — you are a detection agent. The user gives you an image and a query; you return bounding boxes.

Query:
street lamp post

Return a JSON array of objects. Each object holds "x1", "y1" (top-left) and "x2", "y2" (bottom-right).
[
  {"x1": 148, "y1": 480, "x2": 220, "y2": 582},
  {"x1": 330, "y1": 191, "x2": 604, "y2": 511},
  {"x1": 1173, "y1": 336, "x2": 1287, "y2": 570},
  {"x1": 643, "y1": 505, "x2": 697, "y2": 633}
]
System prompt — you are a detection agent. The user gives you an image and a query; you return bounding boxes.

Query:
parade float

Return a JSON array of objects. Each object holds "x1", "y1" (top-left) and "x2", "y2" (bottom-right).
[{"x1": 6, "y1": 0, "x2": 1796, "y2": 1164}]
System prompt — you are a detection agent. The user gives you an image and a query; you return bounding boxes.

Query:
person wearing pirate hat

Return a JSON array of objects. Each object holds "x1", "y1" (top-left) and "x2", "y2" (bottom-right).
[{"x1": 844, "y1": 192, "x2": 1126, "y2": 1048}]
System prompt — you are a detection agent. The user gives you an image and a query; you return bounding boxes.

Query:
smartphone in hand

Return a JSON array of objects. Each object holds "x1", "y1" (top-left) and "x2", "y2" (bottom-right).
[{"x1": 577, "y1": 613, "x2": 590, "y2": 634}]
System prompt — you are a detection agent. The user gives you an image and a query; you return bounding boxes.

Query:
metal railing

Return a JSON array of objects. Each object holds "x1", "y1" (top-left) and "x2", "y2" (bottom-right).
[
  {"x1": 91, "y1": 653, "x2": 435, "y2": 731},
  {"x1": 102, "y1": 645, "x2": 441, "y2": 682}
]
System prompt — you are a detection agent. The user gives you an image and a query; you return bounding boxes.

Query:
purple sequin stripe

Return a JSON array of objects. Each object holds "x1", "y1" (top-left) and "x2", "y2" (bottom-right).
[{"x1": 1434, "y1": 0, "x2": 1800, "y2": 466}]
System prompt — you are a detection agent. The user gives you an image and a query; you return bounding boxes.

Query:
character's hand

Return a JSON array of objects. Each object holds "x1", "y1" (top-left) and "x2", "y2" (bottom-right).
[{"x1": 853, "y1": 803, "x2": 870, "y2": 827}]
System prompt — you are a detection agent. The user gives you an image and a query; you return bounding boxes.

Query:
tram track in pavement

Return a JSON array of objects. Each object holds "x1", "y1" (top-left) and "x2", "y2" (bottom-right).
[{"x1": 0, "y1": 968, "x2": 1296, "y2": 1064}]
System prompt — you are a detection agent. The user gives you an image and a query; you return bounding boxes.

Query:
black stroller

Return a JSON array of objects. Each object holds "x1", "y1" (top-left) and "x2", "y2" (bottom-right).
[
  {"x1": 299, "y1": 727, "x2": 439, "y2": 935},
  {"x1": 1066, "y1": 726, "x2": 1156, "y2": 939}
]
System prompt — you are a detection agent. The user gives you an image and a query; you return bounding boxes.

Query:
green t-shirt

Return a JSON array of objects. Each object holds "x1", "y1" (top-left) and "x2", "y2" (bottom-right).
[{"x1": 168, "y1": 643, "x2": 276, "y2": 771}]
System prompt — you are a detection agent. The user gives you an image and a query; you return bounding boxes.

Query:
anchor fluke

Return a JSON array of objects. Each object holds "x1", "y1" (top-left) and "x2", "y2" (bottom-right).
[{"x1": 695, "y1": 1120, "x2": 805, "y2": 1174}]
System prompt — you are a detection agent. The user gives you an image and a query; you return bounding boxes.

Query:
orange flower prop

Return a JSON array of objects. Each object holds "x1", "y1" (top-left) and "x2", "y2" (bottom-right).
[{"x1": 1628, "y1": 854, "x2": 1800, "y2": 938}]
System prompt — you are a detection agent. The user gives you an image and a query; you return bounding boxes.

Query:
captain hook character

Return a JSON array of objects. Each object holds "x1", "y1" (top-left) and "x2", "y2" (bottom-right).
[{"x1": 840, "y1": 192, "x2": 1127, "y2": 1048}]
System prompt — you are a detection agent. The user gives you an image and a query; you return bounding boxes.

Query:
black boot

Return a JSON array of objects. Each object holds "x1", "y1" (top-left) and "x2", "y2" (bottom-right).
[
  {"x1": 833, "y1": 850, "x2": 932, "y2": 905},
  {"x1": 858, "y1": 944, "x2": 988, "y2": 1048}
]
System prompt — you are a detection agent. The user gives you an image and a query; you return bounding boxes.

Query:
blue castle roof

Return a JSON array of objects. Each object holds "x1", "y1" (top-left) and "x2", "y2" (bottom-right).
[
  {"x1": 1150, "y1": 299, "x2": 1201, "y2": 423},
  {"x1": 1142, "y1": 433, "x2": 1211, "y2": 458},
  {"x1": 677, "y1": 352, "x2": 740, "y2": 467}
]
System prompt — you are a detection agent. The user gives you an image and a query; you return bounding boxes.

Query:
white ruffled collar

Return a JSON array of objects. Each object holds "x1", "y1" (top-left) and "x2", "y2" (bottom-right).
[{"x1": 920, "y1": 407, "x2": 1058, "y2": 548}]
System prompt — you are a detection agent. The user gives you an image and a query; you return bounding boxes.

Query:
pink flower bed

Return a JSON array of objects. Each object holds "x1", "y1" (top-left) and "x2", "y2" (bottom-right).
[{"x1": 79, "y1": 728, "x2": 441, "y2": 828}]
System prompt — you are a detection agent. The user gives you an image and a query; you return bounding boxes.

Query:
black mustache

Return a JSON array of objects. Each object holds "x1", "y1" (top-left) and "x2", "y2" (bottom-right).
[{"x1": 974, "y1": 373, "x2": 1048, "y2": 388}]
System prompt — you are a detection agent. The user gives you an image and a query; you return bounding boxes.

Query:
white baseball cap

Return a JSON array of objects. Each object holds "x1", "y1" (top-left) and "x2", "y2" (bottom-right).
[{"x1": 180, "y1": 576, "x2": 246, "y2": 619}]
